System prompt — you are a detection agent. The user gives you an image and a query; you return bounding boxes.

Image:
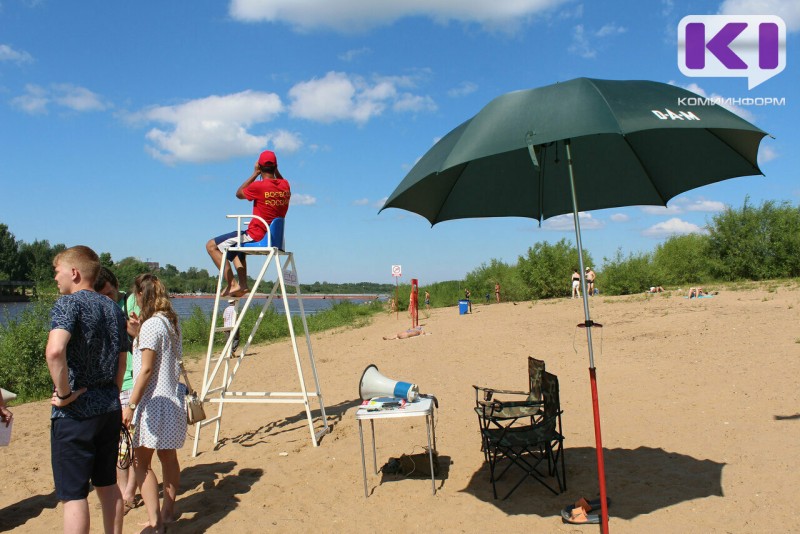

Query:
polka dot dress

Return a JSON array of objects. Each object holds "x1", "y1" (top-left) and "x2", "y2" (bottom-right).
[{"x1": 132, "y1": 314, "x2": 187, "y2": 449}]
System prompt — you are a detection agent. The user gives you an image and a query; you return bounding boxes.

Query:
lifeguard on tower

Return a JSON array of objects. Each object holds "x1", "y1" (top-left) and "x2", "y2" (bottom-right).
[{"x1": 195, "y1": 150, "x2": 328, "y2": 456}]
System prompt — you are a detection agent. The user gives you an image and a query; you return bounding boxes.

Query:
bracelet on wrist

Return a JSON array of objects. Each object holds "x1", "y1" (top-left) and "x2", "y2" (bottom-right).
[{"x1": 56, "y1": 390, "x2": 73, "y2": 400}]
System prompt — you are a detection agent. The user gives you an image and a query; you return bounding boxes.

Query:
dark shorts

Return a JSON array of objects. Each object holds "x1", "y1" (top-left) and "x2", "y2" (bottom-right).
[
  {"x1": 51, "y1": 410, "x2": 121, "y2": 501},
  {"x1": 213, "y1": 231, "x2": 253, "y2": 262}
]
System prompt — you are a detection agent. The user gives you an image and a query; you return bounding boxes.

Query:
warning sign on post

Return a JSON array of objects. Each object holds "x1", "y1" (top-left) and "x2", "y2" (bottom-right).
[{"x1": 391, "y1": 265, "x2": 402, "y2": 277}]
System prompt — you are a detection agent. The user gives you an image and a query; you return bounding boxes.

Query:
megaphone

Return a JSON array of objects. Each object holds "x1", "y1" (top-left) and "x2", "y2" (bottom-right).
[
  {"x1": 359, "y1": 364, "x2": 419, "y2": 402},
  {"x1": 1, "y1": 388, "x2": 16, "y2": 402}
]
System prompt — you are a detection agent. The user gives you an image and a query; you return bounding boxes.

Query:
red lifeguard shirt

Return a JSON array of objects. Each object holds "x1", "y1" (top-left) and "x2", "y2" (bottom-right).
[{"x1": 242, "y1": 177, "x2": 291, "y2": 241}]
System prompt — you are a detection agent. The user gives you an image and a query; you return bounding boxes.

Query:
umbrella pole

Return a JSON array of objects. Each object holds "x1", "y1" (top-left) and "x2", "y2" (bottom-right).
[{"x1": 565, "y1": 139, "x2": 610, "y2": 534}]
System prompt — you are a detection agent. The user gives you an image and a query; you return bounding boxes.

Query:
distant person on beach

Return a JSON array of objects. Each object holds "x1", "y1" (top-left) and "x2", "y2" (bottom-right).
[
  {"x1": 495, "y1": 282, "x2": 501, "y2": 303},
  {"x1": 223, "y1": 298, "x2": 240, "y2": 354},
  {"x1": 464, "y1": 288, "x2": 472, "y2": 313},
  {"x1": 688, "y1": 287, "x2": 707, "y2": 298},
  {"x1": 425, "y1": 291, "x2": 431, "y2": 311},
  {"x1": 383, "y1": 327, "x2": 424, "y2": 340},
  {"x1": 94, "y1": 267, "x2": 140, "y2": 515},
  {"x1": 124, "y1": 274, "x2": 187, "y2": 532},
  {"x1": 206, "y1": 150, "x2": 291, "y2": 298},
  {"x1": 648, "y1": 286, "x2": 665, "y2": 293},
  {"x1": 585, "y1": 267, "x2": 596, "y2": 296},
  {"x1": 47, "y1": 245, "x2": 129, "y2": 534},
  {"x1": 571, "y1": 269, "x2": 581, "y2": 298}
]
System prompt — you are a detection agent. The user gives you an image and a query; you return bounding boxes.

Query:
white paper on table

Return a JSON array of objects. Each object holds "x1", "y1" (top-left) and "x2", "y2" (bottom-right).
[{"x1": 0, "y1": 419, "x2": 12, "y2": 446}]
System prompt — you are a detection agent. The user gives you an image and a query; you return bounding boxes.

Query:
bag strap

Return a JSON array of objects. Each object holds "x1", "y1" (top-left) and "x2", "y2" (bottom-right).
[{"x1": 179, "y1": 360, "x2": 195, "y2": 395}]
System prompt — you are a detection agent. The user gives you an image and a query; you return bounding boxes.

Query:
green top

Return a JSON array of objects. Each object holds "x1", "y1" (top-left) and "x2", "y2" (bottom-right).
[{"x1": 118, "y1": 292, "x2": 141, "y2": 392}]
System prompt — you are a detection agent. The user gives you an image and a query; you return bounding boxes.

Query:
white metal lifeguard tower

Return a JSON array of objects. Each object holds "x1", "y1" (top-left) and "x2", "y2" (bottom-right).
[{"x1": 191, "y1": 215, "x2": 329, "y2": 456}]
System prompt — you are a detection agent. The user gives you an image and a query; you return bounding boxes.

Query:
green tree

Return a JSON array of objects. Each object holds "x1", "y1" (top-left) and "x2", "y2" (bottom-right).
[
  {"x1": 600, "y1": 249, "x2": 654, "y2": 295},
  {"x1": 652, "y1": 233, "x2": 713, "y2": 285},
  {"x1": 707, "y1": 199, "x2": 800, "y2": 280},
  {"x1": 516, "y1": 239, "x2": 592, "y2": 299},
  {"x1": 18, "y1": 239, "x2": 65, "y2": 286},
  {"x1": 464, "y1": 258, "x2": 526, "y2": 302},
  {"x1": 115, "y1": 256, "x2": 152, "y2": 292},
  {"x1": 0, "y1": 224, "x2": 22, "y2": 280}
]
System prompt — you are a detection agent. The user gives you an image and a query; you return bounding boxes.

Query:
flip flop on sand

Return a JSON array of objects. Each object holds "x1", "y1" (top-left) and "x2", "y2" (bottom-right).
[{"x1": 561, "y1": 496, "x2": 610, "y2": 524}]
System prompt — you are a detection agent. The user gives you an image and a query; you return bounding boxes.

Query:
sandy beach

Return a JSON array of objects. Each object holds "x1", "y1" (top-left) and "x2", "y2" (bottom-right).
[{"x1": 2, "y1": 283, "x2": 799, "y2": 533}]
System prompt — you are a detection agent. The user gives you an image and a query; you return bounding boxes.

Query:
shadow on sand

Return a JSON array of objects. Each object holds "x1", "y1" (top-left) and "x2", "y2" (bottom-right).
[
  {"x1": 172, "y1": 460, "x2": 262, "y2": 532},
  {"x1": 460, "y1": 446, "x2": 725, "y2": 519},
  {"x1": 0, "y1": 491, "x2": 58, "y2": 531},
  {"x1": 213, "y1": 398, "x2": 361, "y2": 451}
]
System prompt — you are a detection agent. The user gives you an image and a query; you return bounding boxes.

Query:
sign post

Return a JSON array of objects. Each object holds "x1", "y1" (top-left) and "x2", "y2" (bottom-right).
[{"x1": 391, "y1": 265, "x2": 402, "y2": 320}]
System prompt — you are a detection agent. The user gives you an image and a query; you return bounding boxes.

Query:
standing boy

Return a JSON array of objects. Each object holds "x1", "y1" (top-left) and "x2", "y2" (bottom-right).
[{"x1": 47, "y1": 246, "x2": 129, "y2": 534}]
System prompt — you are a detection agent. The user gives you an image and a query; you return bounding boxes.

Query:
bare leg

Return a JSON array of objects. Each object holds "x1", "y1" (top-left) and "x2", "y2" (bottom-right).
[
  {"x1": 117, "y1": 464, "x2": 138, "y2": 511},
  {"x1": 133, "y1": 447, "x2": 163, "y2": 533},
  {"x1": 206, "y1": 239, "x2": 237, "y2": 296},
  {"x1": 63, "y1": 498, "x2": 90, "y2": 534},
  {"x1": 230, "y1": 255, "x2": 249, "y2": 296},
  {"x1": 95, "y1": 484, "x2": 124, "y2": 534},
  {"x1": 157, "y1": 449, "x2": 181, "y2": 523}
]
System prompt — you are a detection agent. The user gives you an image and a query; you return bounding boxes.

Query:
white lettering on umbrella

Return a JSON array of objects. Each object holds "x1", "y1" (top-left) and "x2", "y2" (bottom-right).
[{"x1": 651, "y1": 109, "x2": 701, "y2": 120}]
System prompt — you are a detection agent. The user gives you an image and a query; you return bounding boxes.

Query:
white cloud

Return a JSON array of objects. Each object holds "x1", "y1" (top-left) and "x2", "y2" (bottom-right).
[
  {"x1": 447, "y1": 81, "x2": 478, "y2": 98},
  {"x1": 641, "y1": 204, "x2": 682, "y2": 215},
  {"x1": 610, "y1": 213, "x2": 629, "y2": 222},
  {"x1": 10, "y1": 83, "x2": 107, "y2": 114},
  {"x1": 291, "y1": 193, "x2": 316, "y2": 206},
  {"x1": 229, "y1": 0, "x2": 569, "y2": 33},
  {"x1": 353, "y1": 198, "x2": 369, "y2": 206},
  {"x1": 719, "y1": 0, "x2": 800, "y2": 32},
  {"x1": 568, "y1": 25, "x2": 596, "y2": 58},
  {"x1": 569, "y1": 22, "x2": 627, "y2": 59},
  {"x1": 543, "y1": 212, "x2": 603, "y2": 231},
  {"x1": 642, "y1": 217, "x2": 705, "y2": 238},
  {"x1": 684, "y1": 199, "x2": 726, "y2": 212},
  {"x1": 338, "y1": 47, "x2": 370, "y2": 62},
  {"x1": 11, "y1": 84, "x2": 48, "y2": 114},
  {"x1": 288, "y1": 71, "x2": 435, "y2": 124},
  {"x1": 52, "y1": 83, "x2": 108, "y2": 112},
  {"x1": 131, "y1": 90, "x2": 291, "y2": 164},
  {"x1": 595, "y1": 23, "x2": 626, "y2": 37},
  {"x1": 0, "y1": 44, "x2": 33, "y2": 63},
  {"x1": 759, "y1": 144, "x2": 778, "y2": 163}
]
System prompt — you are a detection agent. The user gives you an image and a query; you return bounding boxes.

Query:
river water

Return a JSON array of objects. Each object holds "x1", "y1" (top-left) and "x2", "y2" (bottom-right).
[{"x1": 0, "y1": 295, "x2": 382, "y2": 326}]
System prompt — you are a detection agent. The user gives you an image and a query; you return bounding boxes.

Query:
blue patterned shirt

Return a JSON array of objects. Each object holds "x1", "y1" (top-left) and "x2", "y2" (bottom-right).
[{"x1": 50, "y1": 289, "x2": 130, "y2": 420}]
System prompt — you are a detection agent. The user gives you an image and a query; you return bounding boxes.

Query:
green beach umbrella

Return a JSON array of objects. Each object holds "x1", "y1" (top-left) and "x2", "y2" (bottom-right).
[{"x1": 380, "y1": 77, "x2": 768, "y2": 532}]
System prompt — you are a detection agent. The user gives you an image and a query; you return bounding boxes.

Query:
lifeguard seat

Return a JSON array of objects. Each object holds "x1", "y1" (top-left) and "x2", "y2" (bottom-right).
[
  {"x1": 192, "y1": 214, "x2": 329, "y2": 456},
  {"x1": 227, "y1": 215, "x2": 285, "y2": 252}
]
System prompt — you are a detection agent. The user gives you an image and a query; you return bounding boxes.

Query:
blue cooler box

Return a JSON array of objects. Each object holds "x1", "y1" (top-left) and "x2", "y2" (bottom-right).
[{"x1": 458, "y1": 299, "x2": 469, "y2": 315}]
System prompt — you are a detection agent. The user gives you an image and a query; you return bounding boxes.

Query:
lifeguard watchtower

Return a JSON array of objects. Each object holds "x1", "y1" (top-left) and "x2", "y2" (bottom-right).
[{"x1": 192, "y1": 215, "x2": 329, "y2": 456}]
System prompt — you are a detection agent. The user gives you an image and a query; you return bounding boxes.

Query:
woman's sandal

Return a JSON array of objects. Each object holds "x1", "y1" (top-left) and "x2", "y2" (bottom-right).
[{"x1": 124, "y1": 496, "x2": 142, "y2": 515}]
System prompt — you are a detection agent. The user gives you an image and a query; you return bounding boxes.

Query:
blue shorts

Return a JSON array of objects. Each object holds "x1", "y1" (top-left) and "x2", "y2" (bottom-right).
[
  {"x1": 213, "y1": 231, "x2": 254, "y2": 262},
  {"x1": 51, "y1": 410, "x2": 121, "y2": 501}
]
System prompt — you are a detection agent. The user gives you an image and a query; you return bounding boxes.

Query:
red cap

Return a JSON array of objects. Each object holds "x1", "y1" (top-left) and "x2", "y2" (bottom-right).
[{"x1": 258, "y1": 150, "x2": 277, "y2": 166}]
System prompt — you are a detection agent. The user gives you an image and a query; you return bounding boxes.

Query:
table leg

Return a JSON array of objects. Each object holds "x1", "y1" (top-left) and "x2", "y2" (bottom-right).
[
  {"x1": 426, "y1": 413, "x2": 436, "y2": 495},
  {"x1": 359, "y1": 420, "x2": 368, "y2": 498},
  {"x1": 370, "y1": 419, "x2": 378, "y2": 474}
]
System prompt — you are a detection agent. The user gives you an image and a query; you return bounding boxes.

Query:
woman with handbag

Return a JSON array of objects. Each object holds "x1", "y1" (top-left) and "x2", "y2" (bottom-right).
[{"x1": 122, "y1": 274, "x2": 186, "y2": 533}]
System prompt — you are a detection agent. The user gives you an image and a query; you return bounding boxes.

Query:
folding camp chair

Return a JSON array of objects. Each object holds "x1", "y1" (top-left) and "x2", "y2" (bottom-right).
[{"x1": 479, "y1": 370, "x2": 565, "y2": 499}]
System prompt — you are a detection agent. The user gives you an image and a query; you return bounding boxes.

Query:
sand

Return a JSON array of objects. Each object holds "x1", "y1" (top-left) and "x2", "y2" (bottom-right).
[{"x1": 1, "y1": 283, "x2": 799, "y2": 533}]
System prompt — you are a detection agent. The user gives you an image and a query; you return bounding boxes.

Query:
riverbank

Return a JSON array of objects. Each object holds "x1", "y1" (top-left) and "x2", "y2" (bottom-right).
[{"x1": 2, "y1": 283, "x2": 799, "y2": 532}]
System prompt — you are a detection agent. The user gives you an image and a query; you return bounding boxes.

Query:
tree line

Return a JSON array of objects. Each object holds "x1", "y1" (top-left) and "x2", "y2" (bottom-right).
[{"x1": 0, "y1": 223, "x2": 394, "y2": 296}]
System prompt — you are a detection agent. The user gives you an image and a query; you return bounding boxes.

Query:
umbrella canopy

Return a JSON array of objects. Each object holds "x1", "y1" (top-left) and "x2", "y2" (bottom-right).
[
  {"x1": 383, "y1": 77, "x2": 767, "y2": 225},
  {"x1": 381, "y1": 77, "x2": 769, "y2": 533}
]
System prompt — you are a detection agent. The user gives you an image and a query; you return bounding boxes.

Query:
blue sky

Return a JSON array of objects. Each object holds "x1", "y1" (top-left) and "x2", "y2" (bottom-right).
[{"x1": 0, "y1": 0, "x2": 797, "y2": 284}]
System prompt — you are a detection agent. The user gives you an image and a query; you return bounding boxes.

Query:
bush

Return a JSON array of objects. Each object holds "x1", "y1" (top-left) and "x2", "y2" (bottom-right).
[
  {"x1": 600, "y1": 249, "x2": 654, "y2": 295},
  {"x1": 517, "y1": 239, "x2": 594, "y2": 299},
  {"x1": 0, "y1": 296, "x2": 57, "y2": 401},
  {"x1": 652, "y1": 233, "x2": 714, "y2": 285},
  {"x1": 464, "y1": 259, "x2": 527, "y2": 302}
]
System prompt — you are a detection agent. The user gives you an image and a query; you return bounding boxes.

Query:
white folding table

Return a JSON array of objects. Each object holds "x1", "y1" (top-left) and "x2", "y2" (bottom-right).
[{"x1": 356, "y1": 397, "x2": 437, "y2": 497}]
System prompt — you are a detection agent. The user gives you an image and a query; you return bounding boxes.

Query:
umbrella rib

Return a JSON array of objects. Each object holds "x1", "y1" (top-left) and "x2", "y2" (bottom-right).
[
  {"x1": 620, "y1": 135, "x2": 670, "y2": 205},
  {"x1": 705, "y1": 128, "x2": 764, "y2": 176}
]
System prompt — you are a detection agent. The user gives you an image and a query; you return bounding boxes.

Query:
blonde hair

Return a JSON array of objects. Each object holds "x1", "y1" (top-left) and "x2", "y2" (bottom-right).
[
  {"x1": 53, "y1": 245, "x2": 101, "y2": 285},
  {"x1": 134, "y1": 273, "x2": 180, "y2": 337}
]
